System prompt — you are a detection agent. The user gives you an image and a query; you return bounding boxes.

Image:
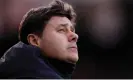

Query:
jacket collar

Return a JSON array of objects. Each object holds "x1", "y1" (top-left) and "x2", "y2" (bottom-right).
[{"x1": 17, "y1": 41, "x2": 76, "y2": 78}]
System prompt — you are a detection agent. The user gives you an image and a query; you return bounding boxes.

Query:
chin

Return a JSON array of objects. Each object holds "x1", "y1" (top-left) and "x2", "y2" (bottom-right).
[{"x1": 67, "y1": 56, "x2": 79, "y2": 64}]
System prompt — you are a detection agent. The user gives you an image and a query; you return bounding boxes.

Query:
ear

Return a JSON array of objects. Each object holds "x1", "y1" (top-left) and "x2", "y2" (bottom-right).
[{"x1": 27, "y1": 34, "x2": 40, "y2": 46}]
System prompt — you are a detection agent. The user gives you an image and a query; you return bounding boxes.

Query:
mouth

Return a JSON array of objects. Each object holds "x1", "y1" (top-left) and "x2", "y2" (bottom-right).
[
  {"x1": 70, "y1": 46, "x2": 77, "y2": 49},
  {"x1": 68, "y1": 46, "x2": 78, "y2": 53}
]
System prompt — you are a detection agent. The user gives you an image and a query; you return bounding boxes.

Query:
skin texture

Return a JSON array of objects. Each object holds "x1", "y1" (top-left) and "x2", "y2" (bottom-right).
[{"x1": 37, "y1": 16, "x2": 79, "y2": 64}]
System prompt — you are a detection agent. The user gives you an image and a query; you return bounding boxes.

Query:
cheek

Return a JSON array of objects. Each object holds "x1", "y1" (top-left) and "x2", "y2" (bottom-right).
[
  {"x1": 48, "y1": 32, "x2": 67, "y2": 45},
  {"x1": 45, "y1": 33, "x2": 65, "y2": 45},
  {"x1": 40, "y1": 32, "x2": 68, "y2": 54}
]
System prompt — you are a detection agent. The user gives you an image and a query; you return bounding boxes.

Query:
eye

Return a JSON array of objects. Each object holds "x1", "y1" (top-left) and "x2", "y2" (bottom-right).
[
  {"x1": 71, "y1": 27, "x2": 75, "y2": 32},
  {"x1": 58, "y1": 28, "x2": 66, "y2": 32}
]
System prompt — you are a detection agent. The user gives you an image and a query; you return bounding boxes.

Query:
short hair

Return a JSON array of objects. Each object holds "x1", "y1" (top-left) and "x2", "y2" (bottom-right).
[{"x1": 19, "y1": 0, "x2": 76, "y2": 44}]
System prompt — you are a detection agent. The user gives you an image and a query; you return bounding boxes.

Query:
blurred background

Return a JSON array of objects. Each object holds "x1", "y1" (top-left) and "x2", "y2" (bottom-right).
[{"x1": 1, "y1": 0, "x2": 133, "y2": 79}]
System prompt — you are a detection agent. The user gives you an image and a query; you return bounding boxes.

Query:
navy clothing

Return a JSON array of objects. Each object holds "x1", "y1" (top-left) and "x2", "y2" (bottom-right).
[{"x1": 0, "y1": 41, "x2": 75, "y2": 79}]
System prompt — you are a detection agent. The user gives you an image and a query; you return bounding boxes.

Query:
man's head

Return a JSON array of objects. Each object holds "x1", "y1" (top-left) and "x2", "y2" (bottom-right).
[{"x1": 19, "y1": 0, "x2": 78, "y2": 64}]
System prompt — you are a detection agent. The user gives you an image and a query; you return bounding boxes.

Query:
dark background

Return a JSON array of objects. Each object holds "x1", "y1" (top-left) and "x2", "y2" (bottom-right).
[{"x1": 0, "y1": 0, "x2": 133, "y2": 79}]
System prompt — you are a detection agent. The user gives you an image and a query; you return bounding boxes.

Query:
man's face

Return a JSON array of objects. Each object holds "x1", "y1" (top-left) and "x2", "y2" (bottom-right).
[{"x1": 38, "y1": 16, "x2": 79, "y2": 64}]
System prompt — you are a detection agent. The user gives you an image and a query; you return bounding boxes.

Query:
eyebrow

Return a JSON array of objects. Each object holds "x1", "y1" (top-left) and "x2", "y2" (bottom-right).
[{"x1": 58, "y1": 23, "x2": 75, "y2": 31}]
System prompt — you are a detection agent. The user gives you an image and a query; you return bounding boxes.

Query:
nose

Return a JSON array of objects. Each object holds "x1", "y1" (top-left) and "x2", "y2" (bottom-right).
[{"x1": 68, "y1": 31, "x2": 79, "y2": 42}]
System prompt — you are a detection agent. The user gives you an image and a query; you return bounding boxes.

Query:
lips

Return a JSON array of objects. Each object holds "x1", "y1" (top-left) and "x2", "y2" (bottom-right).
[
  {"x1": 69, "y1": 46, "x2": 77, "y2": 49},
  {"x1": 68, "y1": 46, "x2": 78, "y2": 53}
]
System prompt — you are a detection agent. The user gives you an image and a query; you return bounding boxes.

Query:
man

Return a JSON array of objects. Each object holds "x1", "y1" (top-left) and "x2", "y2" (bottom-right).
[{"x1": 0, "y1": 0, "x2": 78, "y2": 79}]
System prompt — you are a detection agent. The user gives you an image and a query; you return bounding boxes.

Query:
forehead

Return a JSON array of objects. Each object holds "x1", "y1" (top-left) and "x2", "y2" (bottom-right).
[{"x1": 47, "y1": 16, "x2": 73, "y2": 27}]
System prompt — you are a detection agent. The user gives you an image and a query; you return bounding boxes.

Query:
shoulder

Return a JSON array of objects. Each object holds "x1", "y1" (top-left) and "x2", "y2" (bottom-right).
[{"x1": 0, "y1": 42, "x2": 62, "y2": 79}]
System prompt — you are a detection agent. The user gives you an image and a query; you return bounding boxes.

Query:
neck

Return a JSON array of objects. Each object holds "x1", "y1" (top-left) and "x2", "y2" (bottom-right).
[{"x1": 46, "y1": 58, "x2": 76, "y2": 79}]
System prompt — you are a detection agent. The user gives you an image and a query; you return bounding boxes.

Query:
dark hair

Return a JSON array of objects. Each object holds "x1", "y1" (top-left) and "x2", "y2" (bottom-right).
[{"x1": 19, "y1": 0, "x2": 76, "y2": 44}]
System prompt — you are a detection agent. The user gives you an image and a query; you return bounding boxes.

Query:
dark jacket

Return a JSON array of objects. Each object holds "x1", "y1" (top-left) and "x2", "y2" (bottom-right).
[{"x1": 0, "y1": 41, "x2": 76, "y2": 79}]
